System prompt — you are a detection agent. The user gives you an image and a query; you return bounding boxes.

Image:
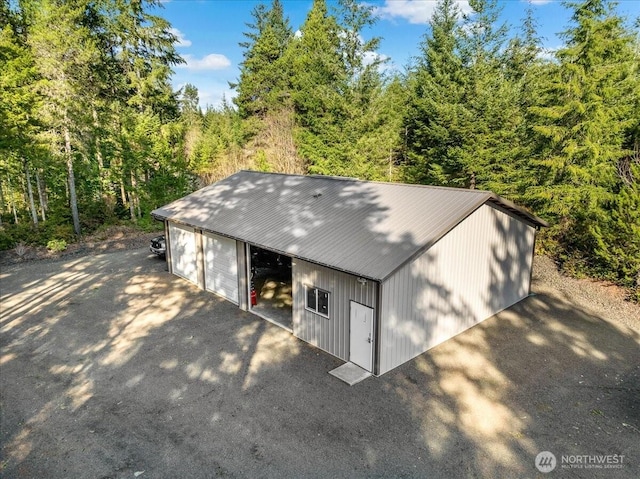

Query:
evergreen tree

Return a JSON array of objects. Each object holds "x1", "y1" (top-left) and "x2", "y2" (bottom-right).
[
  {"x1": 178, "y1": 83, "x2": 202, "y2": 167},
  {"x1": 528, "y1": 0, "x2": 639, "y2": 288},
  {"x1": 24, "y1": 0, "x2": 105, "y2": 235},
  {"x1": 404, "y1": 0, "x2": 527, "y2": 193},
  {"x1": 95, "y1": 0, "x2": 183, "y2": 220},
  {"x1": 103, "y1": 0, "x2": 182, "y2": 118},
  {"x1": 332, "y1": 0, "x2": 392, "y2": 180},
  {"x1": 0, "y1": 22, "x2": 43, "y2": 227},
  {"x1": 284, "y1": 0, "x2": 345, "y2": 174},
  {"x1": 232, "y1": 0, "x2": 292, "y2": 118},
  {"x1": 402, "y1": 0, "x2": 468, "y2": 185},
  {"x1": 505, "y1": 4, "x2": 542, "y2": 81},
  {"x1": 500, "y1": 5, "x2": 547, "y2": 199},
  {"x1": 351, "y1": 75, "x2": 407, "y2": 181},
  {"x1": 179, "y1": 84, "x2": 200, "y2": 117},
  {"x1": 284, "y1": 0, "x2": 389, "y2": 178},
  {"x1": 454, "y1": 0, "x2": 511, "y2": 190},
  {"x1": 335, "y1": 0, "x2": 383, "y2": 89},
  {"x1": 190, "y1": 103, "x2": 247, "y2": 185},
  {"x1": 0, "y1": 24, "x2": 39, "y2": 155}
]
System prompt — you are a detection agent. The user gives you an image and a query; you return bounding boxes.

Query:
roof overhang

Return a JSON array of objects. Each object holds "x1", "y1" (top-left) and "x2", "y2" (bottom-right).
[{"x1": 486, "y1": 195, "x2": 549, "y2": 228}]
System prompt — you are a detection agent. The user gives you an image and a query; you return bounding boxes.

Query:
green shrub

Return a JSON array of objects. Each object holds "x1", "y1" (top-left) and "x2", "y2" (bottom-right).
[
  {"x1": 0, "y1": 229, "x2": 13, "y2": 250},
  {"x1": 136, "y1": 216, "x2": 164, "y2": 232},
  {"x1": 47, "y1": 239, "x2": 67, "y2": 253},
  {"x1": 253, "y1": 150, "x2": 272, "y2": 172},
  {"x1": 48, "y1": 224, "x2": 76, "y2": 243}
]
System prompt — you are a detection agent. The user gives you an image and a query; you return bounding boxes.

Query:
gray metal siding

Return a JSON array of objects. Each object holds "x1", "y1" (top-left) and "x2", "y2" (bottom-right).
[
  {"x1": 196, "y1": 230, "x2": 205, "y2": 290},
  {"x1": 292, "y1": 259, "x2": 377, "y2": 361},
  {"x1": 237, "y1": 241, "x2": 248, "y2": 311},
  {"x1": 164, "y1": 221, "x2": 172, "y2": 274},
  {"x1": 379, "y1": 204, "x2": 536, "y2": 374}
]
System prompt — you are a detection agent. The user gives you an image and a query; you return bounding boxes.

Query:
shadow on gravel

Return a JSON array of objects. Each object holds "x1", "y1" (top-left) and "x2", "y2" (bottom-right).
[
  {"x1": 389, "y1": 290, "x2": 640, "y2": 477},
  {"x1": 1, "y1": 248, "x2": 639, "y2": 478}
]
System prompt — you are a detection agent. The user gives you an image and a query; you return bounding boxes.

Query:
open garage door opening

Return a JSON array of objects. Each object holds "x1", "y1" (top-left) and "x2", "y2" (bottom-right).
[{"x1": 249, "y1": 245, "x2": 293, "y2": 330}]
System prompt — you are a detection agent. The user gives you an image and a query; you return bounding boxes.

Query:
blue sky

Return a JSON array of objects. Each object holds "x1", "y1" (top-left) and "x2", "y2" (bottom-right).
[{"x1": 156, "y1": 0, "x2": 640, "y2": 109}]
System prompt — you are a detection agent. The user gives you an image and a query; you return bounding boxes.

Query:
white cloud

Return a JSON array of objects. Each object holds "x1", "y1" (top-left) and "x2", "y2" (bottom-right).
[
  {"x1": 173, "y1": 76, "x2": 235, "y2": 110},
  {"x1": 375, "y1": 0, "x2": 472, "y2": 25},
  {"x1": 170, "y1": 28, "x2": 192, "y2": 48},
  {"x1": 177, "y1": 53, "x2": 231, "y2": 71},
  {"x1": 200, "y1": 87, "x2": 236, "y2": 110},
  {"x1": 528, "y1": 0, "x2": 552, "y2": 5},
  {"x1": 363, "y1": 50, "x2": 390, "y2": 68},
  {"x1": 538, "y1": 45, "x2": 562, "y2": 61},
  {"x1": 173, "y1": 78, "x2": 235, "y2": 110}
]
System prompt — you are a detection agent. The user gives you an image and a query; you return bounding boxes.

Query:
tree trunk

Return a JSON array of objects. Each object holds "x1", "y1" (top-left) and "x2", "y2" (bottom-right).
[
  {"x1": 0, "y1": 181, "x2": 4, "y2": 227},
  {"x1": 24, "y1": 159, "x2": 39, "y2": 226},
  {"x1": 126, "y1": 171, "x2": 135, "y2": 220},
  {"x1": 131, "y1": 171, "x2": 141, "y2": 219},
  {"x1": 128, "y1": 188, "x2": 136, "y2": 220},
  {"x1": 7, "y1": 178, "x2": 18, "y2": 224},
  {"x1": 129, "y1": 194, "x2": 136, "y2": 220},
  {"x1": 36, "y1": 170, "x2": 47, "y2": 221},
  {"x1": 93, "y1": 107, "x2": 106, "y2": 193},
  {"x1": 119, "y1": 176, "x2": 127, "y2": 210},
  {"x1": 64, "y1": 124, "x2": 81, "y2": 235}
]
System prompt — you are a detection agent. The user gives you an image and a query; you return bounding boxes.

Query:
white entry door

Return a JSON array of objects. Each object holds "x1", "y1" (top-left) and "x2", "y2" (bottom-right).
[
  {"x1": 350, "y1": 301, "x2": 374, "y2": 372},
  {"x1": 168, "y1": 223, "x2": 198, "y2": 284},
  {"x1": 203, "y1": 232, "x2": 238, "y2": 304}
]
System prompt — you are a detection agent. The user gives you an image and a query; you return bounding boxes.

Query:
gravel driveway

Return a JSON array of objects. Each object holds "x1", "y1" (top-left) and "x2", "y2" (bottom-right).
[{"x1": 1, "y1": 248, "x2": 638, "y2": 478}]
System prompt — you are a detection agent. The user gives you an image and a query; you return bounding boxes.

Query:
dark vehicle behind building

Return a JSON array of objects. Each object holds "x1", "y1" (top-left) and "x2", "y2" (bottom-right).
[{"x1": 150, "y1": 235, "x2": 166, "y2": 257}]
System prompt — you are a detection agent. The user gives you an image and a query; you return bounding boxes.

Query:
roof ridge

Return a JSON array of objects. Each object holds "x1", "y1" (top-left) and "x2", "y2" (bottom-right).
[
  {"x1": 233, "y1": 170, "x2": 546, "y2": 227},
  {"x1": 237, "y1": 169, "x2": 490, "y2": 195}
]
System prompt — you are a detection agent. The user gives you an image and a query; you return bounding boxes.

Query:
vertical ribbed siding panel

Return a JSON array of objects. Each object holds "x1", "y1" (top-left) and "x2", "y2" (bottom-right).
[
  {"x1": 168, "y1": 222, "x2": 199, "y2": 285},
  {"x1": 202, "y1": 232, "x2": 239, "y2": 303},
  {"x1": 292, "y1": 259, "x2": 377, "y2": 361},
  {"x1": 236, "y1": 241, "x2": 248, "y2": 311},
  {"x1": 196, "y1": 230, "x2": 205, "y2": 290},
  {"x1": 379, "y1": 205, "x2": 536, "y2": 374},
  {"x1": 164, "y1": 221, "x2": 172, "y2": 274}
]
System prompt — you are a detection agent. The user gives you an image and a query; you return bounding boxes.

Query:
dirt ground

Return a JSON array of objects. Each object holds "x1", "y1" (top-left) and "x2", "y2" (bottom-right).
[{"x1": 1, "y1": 246, "x2": 638, "y2": 478}]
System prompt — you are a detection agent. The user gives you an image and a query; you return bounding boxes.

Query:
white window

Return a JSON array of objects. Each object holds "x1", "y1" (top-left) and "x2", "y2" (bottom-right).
[{"x1": 305, "y1": 286, "x2": 330, "y2": 318}]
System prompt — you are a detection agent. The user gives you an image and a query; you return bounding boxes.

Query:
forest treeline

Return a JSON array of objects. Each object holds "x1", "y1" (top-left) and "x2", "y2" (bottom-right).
[{"x1": 1, "y1": 0, "x2": 638, "y2": 299}]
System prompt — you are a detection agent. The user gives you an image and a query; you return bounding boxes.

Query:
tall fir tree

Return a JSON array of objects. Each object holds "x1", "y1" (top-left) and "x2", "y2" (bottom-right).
[
  {"x1": 402, "y1": 0, "x2": 468, "y2": 186},
  {"x1": 232, "y1": 0, "x2": 292, "y2": 119},
  {"x1": 25, "y1": 0, "x2": 105, "y2": 235},
  {"x1": 528, "y1": 0, "x2": 639, "y2": 288},
  {"x1": 0, "y1": 20, "x2": 43, "y2": 227},
  {"x1": 284, "y1": 0, "x2": 345, "y2": 174},
  {"x1": 332, "y1": 0, "x2": 392, "y2": 180},
  {"x1": 500, "y1": 5, "x2": 547, "y2": 200},
  {"x1": 455, "y1": 0, "x2": 511, "y2": 191},
  {"x1": 404, "y1": 0, "x2": 531, "y2": 194}
]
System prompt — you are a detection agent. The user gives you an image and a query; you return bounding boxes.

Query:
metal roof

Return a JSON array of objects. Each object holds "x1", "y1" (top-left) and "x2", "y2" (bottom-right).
[{"x1": 152, "y1": 170, "x2": 547, "y2": 281}]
